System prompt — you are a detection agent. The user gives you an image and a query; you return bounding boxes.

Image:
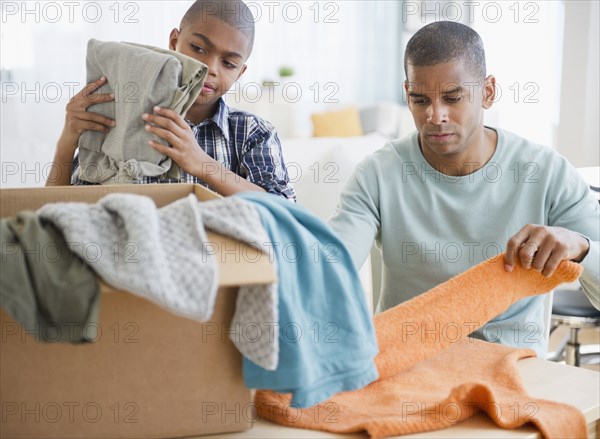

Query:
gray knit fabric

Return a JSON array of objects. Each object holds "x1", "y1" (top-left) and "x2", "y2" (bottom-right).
[
  {"x1": 37, "y1": 194, "x2": 219, "y2": 321},
  {"x1": 201, "y1": 197, "x2": 279, "y2": 370},
  {"x1": 37, "y1": 194, "x2": 279, "y2": 370},
  {"x1": 78, "y1": 39, "x2": 208, "y2": 184}
]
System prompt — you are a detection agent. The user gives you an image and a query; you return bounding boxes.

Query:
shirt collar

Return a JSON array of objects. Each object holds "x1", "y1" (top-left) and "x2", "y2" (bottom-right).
[{"x1": 209, "y1": 98, "x2": 230, "y2": 141}]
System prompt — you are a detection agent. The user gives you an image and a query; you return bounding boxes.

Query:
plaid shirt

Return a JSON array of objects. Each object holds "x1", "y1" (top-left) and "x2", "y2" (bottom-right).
[{"x1": 71, "y1": 98, "x2": 296, "y2": 201}]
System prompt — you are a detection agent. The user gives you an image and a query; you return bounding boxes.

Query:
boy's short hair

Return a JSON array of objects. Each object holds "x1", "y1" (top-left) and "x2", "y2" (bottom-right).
[
  {"x1": 404, "y1": 21, "x2": 486, "y2": 81},
  {"x1": 181, "y1": 0, "x2": 255, "y2": 57}
]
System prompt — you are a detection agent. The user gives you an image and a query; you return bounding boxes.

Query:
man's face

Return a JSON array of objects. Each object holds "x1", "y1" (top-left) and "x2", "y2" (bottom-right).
[
  {"x1": 170, "y1": 15, "x2": 249, "y2": 107},
  {"x1": 405, "y1": 60, "x2": 495, "y2": 161}
]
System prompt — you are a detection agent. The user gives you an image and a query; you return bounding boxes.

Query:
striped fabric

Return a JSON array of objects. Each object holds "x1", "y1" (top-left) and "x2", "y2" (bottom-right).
[{"x1": 71, "y1": 98, "x2": 296, "y2": 201}]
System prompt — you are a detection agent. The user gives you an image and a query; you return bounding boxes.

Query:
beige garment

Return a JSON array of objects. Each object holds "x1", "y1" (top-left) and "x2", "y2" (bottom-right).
[{"x1": 78, "y1": 39, "x2": 208, "y2": 184}]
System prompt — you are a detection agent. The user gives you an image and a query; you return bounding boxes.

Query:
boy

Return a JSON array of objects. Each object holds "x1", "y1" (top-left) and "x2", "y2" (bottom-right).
[
  {"x1": 329, "y1": 21, "x2": 599, "y2": 357},
  {"x1": 46, "y1": 0, "x2": 296, "y2": 200}
]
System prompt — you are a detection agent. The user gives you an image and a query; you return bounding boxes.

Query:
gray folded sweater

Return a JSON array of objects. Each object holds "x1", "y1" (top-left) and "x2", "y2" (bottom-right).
[
  {"x1": 37, "y1": 193, "x2": 279, "y2": 370},
  {"x1": 77, "y1": 39, "x2": 208, "y2": 184}
]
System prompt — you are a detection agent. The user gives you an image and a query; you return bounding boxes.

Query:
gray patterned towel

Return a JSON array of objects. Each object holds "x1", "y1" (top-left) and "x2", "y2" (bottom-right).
[{"x1": 38, "y1": 193, "x2": 278, "y2": 370}]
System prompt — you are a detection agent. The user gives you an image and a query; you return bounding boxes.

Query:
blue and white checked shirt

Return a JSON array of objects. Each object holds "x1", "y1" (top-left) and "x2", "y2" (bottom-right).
[{"x1": 72, "y1": 98, "x2": 296, "y2": 201}]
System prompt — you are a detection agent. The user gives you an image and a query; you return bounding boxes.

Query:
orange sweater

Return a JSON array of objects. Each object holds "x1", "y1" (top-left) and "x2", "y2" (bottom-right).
[{"x1": 256, "y1": 254, "x2": 586, "y2": 438}]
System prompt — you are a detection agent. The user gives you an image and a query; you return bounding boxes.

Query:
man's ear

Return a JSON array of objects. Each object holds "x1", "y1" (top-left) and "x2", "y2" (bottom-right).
[
  {"x1": 169, "y1": 28, "x2": 180, "y2": 51},
  {"x1": 236, "y1": 64, "x2": 248, "y2": 81},
  {"x1": 482, "y1": 75, "x2": 496, "y2": 109}
]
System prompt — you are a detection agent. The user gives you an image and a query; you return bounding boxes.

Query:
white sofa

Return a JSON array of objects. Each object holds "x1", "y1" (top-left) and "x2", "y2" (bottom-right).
[
  {"x1": 278, "y1": 102, "x2": 410, "y2": 311},
  {"x1": 280, "y1": 132, "x2": 389, "y2": 221},
  {"x1": 279, "y1": 101, "x2": 408, "y2": 219}
]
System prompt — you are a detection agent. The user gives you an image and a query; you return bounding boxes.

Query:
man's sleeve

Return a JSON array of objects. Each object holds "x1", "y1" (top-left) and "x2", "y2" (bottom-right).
[
  {"x1": 240, "y1": 120, "x2": 296, "y2": 201},
  {"x1": 328, "y1": 160, "x2": 380, "y2": 271},
  {"x1": 549, "y1": 160, "x2": 600, "y2": 309}
]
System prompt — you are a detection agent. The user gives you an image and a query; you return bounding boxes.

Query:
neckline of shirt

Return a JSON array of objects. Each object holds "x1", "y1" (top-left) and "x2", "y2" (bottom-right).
[{"x1": 411, "y1": 126, "x2": 504, "y2": 184}]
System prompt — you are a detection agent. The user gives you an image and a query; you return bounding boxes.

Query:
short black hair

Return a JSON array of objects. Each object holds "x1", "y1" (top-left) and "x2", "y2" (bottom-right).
[
  {"x1": 180, "y1": 0, "x2": 255, "y2": 57},
  {"x1": 404, "y1": 21, "x2": 486, "y2": 81}
]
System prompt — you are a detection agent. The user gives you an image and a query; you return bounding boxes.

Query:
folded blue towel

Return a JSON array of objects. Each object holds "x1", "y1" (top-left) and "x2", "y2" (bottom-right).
[{"x1": 235, "y1": 192, "x2": 378, "y2": 408}]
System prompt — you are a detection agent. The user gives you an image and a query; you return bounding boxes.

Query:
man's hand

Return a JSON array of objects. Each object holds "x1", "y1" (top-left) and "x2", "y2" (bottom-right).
[
  {"x1": 504, "y1": 224, "x2": 590, "y2": 277},
  {"x1": 143, "y1": 106, "x2": 210, "y2": 177}
]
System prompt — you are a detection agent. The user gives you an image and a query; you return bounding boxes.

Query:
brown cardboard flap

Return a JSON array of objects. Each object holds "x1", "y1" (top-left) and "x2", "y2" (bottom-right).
[{"x1": 0, "y1": 183, "x2": 219, "y2": 215}]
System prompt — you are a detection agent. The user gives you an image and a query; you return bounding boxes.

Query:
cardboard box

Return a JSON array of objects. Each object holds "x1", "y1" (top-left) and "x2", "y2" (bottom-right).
[{"x1": 0, "y1": 184, "x2": 275, "y2": 438}]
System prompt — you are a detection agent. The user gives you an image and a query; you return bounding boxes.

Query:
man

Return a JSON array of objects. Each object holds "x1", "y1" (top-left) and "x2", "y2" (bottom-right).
[{"x1": 329, "y1": 21, "x2": 599, "y2": 357}]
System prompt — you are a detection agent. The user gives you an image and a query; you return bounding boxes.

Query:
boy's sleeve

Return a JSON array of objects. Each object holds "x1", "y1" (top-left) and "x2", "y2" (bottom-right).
[
  {"x1": 69, "y1": 154, "x2": 96, "y2": 186},
  {"x1": 240, "y1": 120, "x2": 296, "y2": 201},
  {"x1": 70, "y1": 154, "x2": 81, "y2": 185}
]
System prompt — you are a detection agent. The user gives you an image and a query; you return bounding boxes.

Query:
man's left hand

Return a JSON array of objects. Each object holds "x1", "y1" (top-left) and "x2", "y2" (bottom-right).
[{"x1": 504, "y1": 224, "x2": 589, "y2": 277}]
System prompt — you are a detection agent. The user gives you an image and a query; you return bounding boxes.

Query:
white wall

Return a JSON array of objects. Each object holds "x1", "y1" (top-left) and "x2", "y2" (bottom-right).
[
  {"x1": 1, "y1": 1, "x2": 598, "y2": 189},
  {"x1": 473, "y1": 1, "x2": 565, "y2": 149},
  {"x1": 556, "y1": 0, "x2": 600, "y2": 167}
]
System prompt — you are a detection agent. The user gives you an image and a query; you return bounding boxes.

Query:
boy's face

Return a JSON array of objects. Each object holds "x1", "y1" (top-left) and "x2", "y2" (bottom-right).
[
  {"x1": 404, "y1": 60, "x2": 495, "y2": 160},
  {"x1": 170, "y1": 15, "x2": 249, "y2": 108}
]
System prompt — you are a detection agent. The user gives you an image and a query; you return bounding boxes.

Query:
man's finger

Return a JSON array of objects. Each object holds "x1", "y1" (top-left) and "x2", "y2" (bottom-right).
[
  {"x1": 541, "y1": 251, "x2": 562, "y2": 278},
  {"x1": 531, "y1": 237, "x2": 552, "y2": 272},
  {"x1": 518, "y1": 241, "x2": 540, "y2": 269},
  {"x1": 505, "y1": 226, "x2": 531, "y2": 271}
]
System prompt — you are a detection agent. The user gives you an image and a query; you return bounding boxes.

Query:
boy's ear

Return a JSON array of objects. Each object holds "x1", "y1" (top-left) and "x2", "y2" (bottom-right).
[
  {"x1": 169, "y1": 28, "x2": 180, "y2": 51},
  {"x1": 482, "y1": 75, "x2": 496, "y2": 110}
]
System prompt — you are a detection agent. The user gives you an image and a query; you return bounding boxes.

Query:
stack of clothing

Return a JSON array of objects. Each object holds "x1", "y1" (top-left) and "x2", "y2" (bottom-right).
[
  {"x1": 77, "y1": 39, "x2": 208, "y2": 184},
  {"x1": 0, "y1": 192, "x2": 379, "y2": 406}
]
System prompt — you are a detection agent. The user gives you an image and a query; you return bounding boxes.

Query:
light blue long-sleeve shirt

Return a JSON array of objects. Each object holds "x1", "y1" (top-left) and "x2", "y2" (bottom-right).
[{"x1": 329, "y1": 128, "x2": 599, "y2": 358}]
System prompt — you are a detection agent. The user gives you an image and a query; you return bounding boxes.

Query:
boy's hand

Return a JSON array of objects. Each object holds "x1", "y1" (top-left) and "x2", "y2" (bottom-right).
[
  {"x1": 504, "y1": 224, "x2": 590, "y2": 277},
  {"x1": 59, "y1": 76, "x2": 116, "y2": 153},
  {"x1": 143, "y1": 106, "x2": 211, "y2": 177},
  {"x1": 48, "y1": 77, "x2": 115, "y2": 186}
]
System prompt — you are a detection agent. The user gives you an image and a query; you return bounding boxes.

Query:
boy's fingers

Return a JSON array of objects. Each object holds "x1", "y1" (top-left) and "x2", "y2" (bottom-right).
[
  {"x1": 145, "y1": 124, "x2": 178, "y2": 146},
  {"x1": 82, "y1": 91, "x2": 114, "y2": 105},
  {"x1": 68, "y1": 90, "x2": 114, "y2": 112},
  {"x1": 143, "y1": 113, "x2": 183, "y2": 134},
  {"x1": 152, "y1": 106, "x2": 188, "y2": 129},
  {"x1": 75, "y1": 120, "x2": 111, "y2": 134},
  {"x1": 75, "y1": 111, "x2": 116, "y2": 127},
  {"x1": 148, "y1": 140, "x2": 173, "y2": 157},
  {"x1": 82, "y1": 76, "x2": 108, "y2": 98}
]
